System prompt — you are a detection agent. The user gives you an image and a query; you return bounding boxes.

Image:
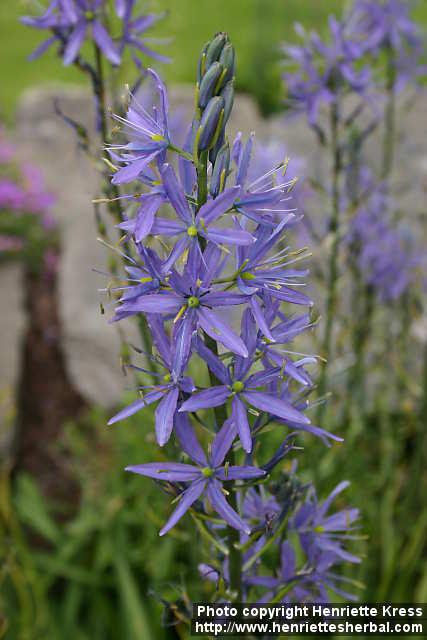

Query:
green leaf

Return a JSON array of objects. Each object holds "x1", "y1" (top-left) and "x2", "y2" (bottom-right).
[
  {"x1": 13, "y1": 475, "x2": 61, "y2": 545},
  {"x1": 114, "y1": 553, "x2": 154, "y2": 640}
]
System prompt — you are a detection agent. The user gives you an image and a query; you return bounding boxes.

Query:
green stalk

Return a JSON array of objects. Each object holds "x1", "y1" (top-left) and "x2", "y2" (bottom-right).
[
  {"x1": 382, "y1": 44, "x2": 396, "y2": 181},
  {"x1": 196, "y1": 151, "x2": 242, "y2": 602},
  {"x1": 316, "y1": 100, "x2": 342, "y2": 424},
  {"x1": 345, "y1": 127, "x2": 377, "y2": 426},
  {"x1": 377, "y1": 303, "x2": 399, "y2": 599},
  {"x1": 353, "y1": 285, "x2": 374, "y2": 413},
  {"x1": 421, "y1": 342, "x2": 427, "y2": 427},
  {"x1": 376, "y1": 45, "x2": 401, "y2": 601},
  {"x1": 346, "y1": 281, "x2": 375, "y2": 441}
]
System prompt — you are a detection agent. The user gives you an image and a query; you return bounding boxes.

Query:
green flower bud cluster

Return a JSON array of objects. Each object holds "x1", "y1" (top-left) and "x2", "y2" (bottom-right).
[{"x1": 194, "y1": 32, "x2": 235, "y2": 174}]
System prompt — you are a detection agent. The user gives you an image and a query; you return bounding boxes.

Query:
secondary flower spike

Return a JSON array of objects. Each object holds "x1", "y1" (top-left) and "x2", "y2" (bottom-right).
[{"x1": 22, "y1": 0, "x2": 166, "y2": 67}]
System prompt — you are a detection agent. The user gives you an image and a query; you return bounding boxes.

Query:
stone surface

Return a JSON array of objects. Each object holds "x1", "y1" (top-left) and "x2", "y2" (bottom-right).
[{"x1": 11, "y1": 85, "x2": 140, "y2": 406}]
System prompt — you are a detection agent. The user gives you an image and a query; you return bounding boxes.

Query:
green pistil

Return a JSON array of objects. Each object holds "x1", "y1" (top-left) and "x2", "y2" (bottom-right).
[
  {"x1": 231, "y1": 380, "x2": 245, "y2": 393},
  {"x1": 151, "y1": 133, "x2": 165, "y2": 142},
  {"x1": 84, "y1": 10, "x2": 95, "y2": 20},
  {"x1": 187, "y1": 296, "x2": 200, "y2": 308},
  {"x1": 313, "y1": 525, "x2": 324, "y2": 533},
  {"x1": 201, "y1": 467, "x2": 214, "y2": 478},
  {"x1": 241, "y1": 271, "x2": 256, "y2": 281},
  {"x1": 187, "y1": 225, "x2": 198, "y2": 237},
  {"x1": 163, "y1": 373, "x2": 171, "y2": 383}
]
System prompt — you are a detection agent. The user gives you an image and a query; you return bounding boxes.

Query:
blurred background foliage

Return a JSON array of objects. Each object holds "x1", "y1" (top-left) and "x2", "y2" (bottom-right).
[
  {"x1": 3, "y1": 0, "x2": 427, "y2": 121},
  {"x1": 1, "y1": 1, "x2": 427, "y2": 639}
]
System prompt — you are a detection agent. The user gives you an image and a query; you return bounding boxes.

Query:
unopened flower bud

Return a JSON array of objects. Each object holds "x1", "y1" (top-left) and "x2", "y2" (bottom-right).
[
  {"x1": 220, "y1": 80, "x2": 234, "y2": 125},
  {"x1": 205, "y1": 32, "x2": 228, "y2": 70},
  {"x1": 197, "y1": 96, "x2": 225, "y2": 152},
  {"x1": 197, "y1": 41, "x2": 210, "y2": 83},
  {"x1": 198, "y1": 61, "x2": 224, "y2": 108},
  {"x1": 209, "y1": 131, "x2": 225, "y2": 164},
  {"x1": 219, "y1": 43, "x2": 235, "y2": 83},
  {"x1": 210, "y1": 142, "x2": 230, "y2": 197}
]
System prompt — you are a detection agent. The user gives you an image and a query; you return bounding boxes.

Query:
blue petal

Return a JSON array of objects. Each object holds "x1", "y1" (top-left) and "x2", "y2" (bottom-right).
[{"x1": 160, "y1": 479, "x2": 206, "y2": 536}]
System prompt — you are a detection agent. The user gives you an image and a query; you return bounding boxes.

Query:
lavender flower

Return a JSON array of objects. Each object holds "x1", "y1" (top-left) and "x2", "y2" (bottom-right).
[
  {"x1": 150, "y1": 164, "x2": 251, "y2": 266},
  {"x1": 22, "y1": 0, "x2": 166, "y2": 67},
  {"x1": 347, "y1": 0, "x2": 425, "y2": 86},
  {"x1": 109, "y1": 69, "x2": 170, "y2": 184},
  {"x1": 126, "y1": 416, "x2": 265, "y2": 536},
  {"x1": 348, "y1": 169, "x2": 420, "y2": 301},
  {"x1": 0, "y1": 134, "x2": 58, "y2": 265},
  {"x1": 232, "y1": 133, "x2": 299, "y2": 224},
  {"x1": 0, "y1": 136, "x2": 56, "y2": 224},
  {"x1": 112, "y1": 244, "x2": 249, "y2": 364},
  {"x1": 118, "y1": 5, "x2": 170, "y2": 65},
  {"x1": 180, "y1": 314, "x2": 311, "y2": 453},
  {"x1": 108, "y1": 316, "x2": 195, "y2": 446},
  {"x1": 234, "y1": 219, "x2": 312, "y2": 322},
  {"x1": 291, "y1": 481, "x2": 360, "y2": 566},
  {"x1": 282, "y1": 17, "x2": 372, "y2": 125},
  {"x1": 243, "y1": 481, "x2": 360, "y2": 602},
  {"x1": 22, "y1": 0, "x2": 120, "y2": 65}
]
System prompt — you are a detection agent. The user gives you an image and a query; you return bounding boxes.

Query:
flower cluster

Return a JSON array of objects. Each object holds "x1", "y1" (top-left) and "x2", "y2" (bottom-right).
[
  {"x1": 22, "y1": 0, "x2": 167, "y2": 67},
  {"x1": 347, "y1": 0, "x2": 425, "y2": 88},
  {"x1": 282, "y1": 16, "x2": 372, "y2": 126},
  {"x1": 0, "y1": 132, "x2": 57, "y2": 267},
  {"x1": 201, "y1": 479, "x2": 361, "y2": 602},
  {"x1": 283, "y1": 1, "x2": 425, "y2": 127},
  {"x1": 101, "y1": 32, "x2": 359, "y2": 602},
  {"x1": 348, "y1": 170, "x2": 421, "y2": 302}
]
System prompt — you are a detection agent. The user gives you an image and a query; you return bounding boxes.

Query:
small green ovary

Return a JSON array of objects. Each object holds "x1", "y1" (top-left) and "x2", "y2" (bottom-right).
[
  {"x1": 84, "y1": 10, "x2": 95, "y2": 20},
  {"x1": 187, "y1": 225, "x2": 198, "y2": 237},
  {"x1": 163, "y1": 373, "x2": 172, "y2": 383},
  {"x1": 187, "y1": 296, "x2": 200, "y2": 308},
  {"x1": 232, "y1": 380, "x2": 245, "y2": 393},
  {"x1": 241, "y1": 271, "x2": 256, "y2": 281},
  {"x1": 201, "y1": 467, "x2": 214, "y2": 478},
  {"x1": 151, "y1": 133, "x2": 165, "y2": 142},
  {"x1": 313, "y1": 525, "x2": 324, "y2": 533}
]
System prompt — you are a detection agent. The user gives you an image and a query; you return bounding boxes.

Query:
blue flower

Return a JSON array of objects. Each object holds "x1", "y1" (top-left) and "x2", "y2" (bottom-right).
[
  {"x1": 126, "y1": 415, "x2": 265, "y2": 535},
  {"x1": 282, "y1": 17, "x2": 372, "y2": 125},
  {"x1": 112, "y1": 245, "x2": 250, "y2": 364},
  {"x1": 108, "y1": 316, "x2": 195, "y2": 446},
  {"x1": 22, "y1": 0, "x2": 121, "y2": 66},
  {"x1": 109, "y1": 69, "x2": 170, "y2": 184},
  {"x1": 179, "y1": 312, "x2": 311, "y2": 453}
]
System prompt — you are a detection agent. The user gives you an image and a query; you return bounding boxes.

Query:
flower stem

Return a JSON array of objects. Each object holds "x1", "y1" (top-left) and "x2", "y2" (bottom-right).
[
  {"x1": 346, "y1": 280, "x2": 374, "y2": 435},
  {"x1": 168, "y1": 143, "x2": 193, "y2": 161},
  {"x1": 317, "y1": 100, "x2": 342, "y2": 424},
  {"x1": 345, "y1": 129, "x2": 373, "y2": 426},
  {"x1": 382, "y1": 44, "x2": 396, "y2": 182},
  {"x1": 196, "y1": 149, "x2": 243, "y2": 602}
]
